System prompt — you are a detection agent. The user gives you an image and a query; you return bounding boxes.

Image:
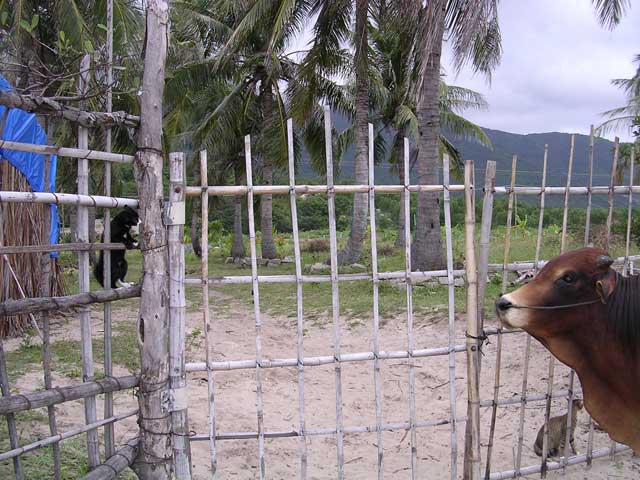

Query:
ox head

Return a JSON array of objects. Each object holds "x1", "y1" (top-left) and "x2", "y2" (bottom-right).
[{"x1": 495, "y1": 248, "x2": 618, "y2": 337}]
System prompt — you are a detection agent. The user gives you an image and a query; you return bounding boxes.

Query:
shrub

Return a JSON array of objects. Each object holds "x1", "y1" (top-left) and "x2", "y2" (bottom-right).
[
  {"x1": 378, "y1": 244, "x2": 395, "y2": 256},
  {"x1": 301, "y1": 238, "x2": 330, "y2": 253}
]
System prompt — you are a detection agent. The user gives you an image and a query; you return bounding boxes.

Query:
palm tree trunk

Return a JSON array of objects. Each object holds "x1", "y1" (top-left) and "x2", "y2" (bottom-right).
[
  {"x1": 231, "y1": 161, "x2": 246, "y2": 259},
  {"x1": 191, "y1": 198, "x2": 202, "y2": 257},
  {"x1": 260, "y1": 87, "x2": 278, "y2": 259},
  {"x1": 412, "y1": 12, "x2": 445, "y2": 271},
  {"x1": 395, "y1": 136, "x2": 406, "y2": 249},
  {"x1": 338, "y1": 0, "x2": 369, "y2": 266}
]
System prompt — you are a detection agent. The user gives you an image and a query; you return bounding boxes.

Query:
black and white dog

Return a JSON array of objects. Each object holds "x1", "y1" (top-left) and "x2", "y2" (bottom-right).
[{"x1": 94, "y1": 206, "x2": 140, "y2": 288}]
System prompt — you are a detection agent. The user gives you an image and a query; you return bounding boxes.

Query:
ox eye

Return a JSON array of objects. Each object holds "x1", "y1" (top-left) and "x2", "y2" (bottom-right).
[{"x1": 560, "y1": 273, "x2": 576, "y2": 284}]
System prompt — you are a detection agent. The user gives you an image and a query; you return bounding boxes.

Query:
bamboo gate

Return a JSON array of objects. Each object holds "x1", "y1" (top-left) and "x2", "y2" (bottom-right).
[{"x1": 0, "y1": 100, "x2": 638, "y2": 478}]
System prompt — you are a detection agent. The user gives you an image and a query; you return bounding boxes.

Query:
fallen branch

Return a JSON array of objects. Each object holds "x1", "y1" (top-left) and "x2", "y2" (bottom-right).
[
  {"x1": 0, "y1": 285, "x2": 141, "y2": 317},
  {"x1": 0, "y1": 90, "x2": 140, "y2": 129}
]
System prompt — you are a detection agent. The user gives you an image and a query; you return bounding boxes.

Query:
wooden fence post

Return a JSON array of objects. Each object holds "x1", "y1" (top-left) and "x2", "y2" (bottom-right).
[
  {"x1": 168, "y1": 152, "x2": 192, "y2": 478},
  {"x1": 77, "y1": 54, "x2": 101, "y2": 469},
  {"x1": 463, "y1": 160, "x2": 481, "y2": 480},
  {"x1": 132, "y1": 1, "x2": 172, "y2": 478}
]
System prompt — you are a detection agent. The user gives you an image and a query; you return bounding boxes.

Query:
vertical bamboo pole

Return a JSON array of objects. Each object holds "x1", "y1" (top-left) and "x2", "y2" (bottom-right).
[
  {"x1": 0, "y1": 208, "x2": 23, "y2": 479},
  {"x1": 323, "y1": 107, "x2": 345, "y2": 479},
  {"x1": 442, "y1": 154, "x2": 458, "y2": 479},
  {"x1": 605, "y1": 138, "x2": 620, "y2": 251},
  {"x1": 103, "y1": 0, "x2": 115, "y2": 459},
  {"x1": 201, "y1": 150, "x2": 217, "y2": 476},
  {"x1": 41, "y1": 139, "x2": 61, "y2": 479},
  {"x1": 477, "y1": 161, "x2": 496, "y2": 327},
  {"x1": 584, "y1": 126, "x2": 595, "y2": 245},
  {"x1": 367, "y1": 124, "x2": 384, "y2": 479},
  {"x1": 168, "y1": 152, "x2": 192, "y2": 479},
  {"x1": 515, "y1": 146, "x2": 547, "y2": 475},
  {"x1": 286, "y1": 119, "x2": 307, "y2": 479},
  {"x1": 542, "y1": 135, "x2": 574, "y2": 477},
  {"x1": 623, "y1": 147, "x2": 635, "y2": 276},
  {"x1": 484, "y1": 155, "x2": 517, "y2": 479},
  {"x1": 560, "y1": 135, "x2": 575, "y2": 253},
  {"x1": 463, "y1": 160, "x2": 481, "y2": 480},
  {"x1": 77, "y1": 54, "x2": 100, "y2": 469},
  {"x1": 565, "y1": 134, "x2": 592, "y2": 468},
  {"x1": 245, "y1": 135, "x2": 266, "y2": 479},
  {"x1": 464, "y1": 160, "x2": 496, "y2": 479},
  {"x1": 402, "y1": 137, "x2": 418, "y2": 479}
]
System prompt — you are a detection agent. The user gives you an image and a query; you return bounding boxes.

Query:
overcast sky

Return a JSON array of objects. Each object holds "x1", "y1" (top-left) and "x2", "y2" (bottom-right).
[{"x1": 441, "y1": 1, "x2": 638, "y2": 142}]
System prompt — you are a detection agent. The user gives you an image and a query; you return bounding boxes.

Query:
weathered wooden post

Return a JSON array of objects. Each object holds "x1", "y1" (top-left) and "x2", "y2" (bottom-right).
[
  {"x1": 463, "y1": 160, "x2": 481, "y2": 480},
  {"x1": 168, "y1": 152, "x2": 192, "y2": 478},
  {"x1": 132, "y1": 1, "x2": 172, "y2": 478},
  {"x1": 77, "y1": 54, "x2": 101, "y2": 469}
]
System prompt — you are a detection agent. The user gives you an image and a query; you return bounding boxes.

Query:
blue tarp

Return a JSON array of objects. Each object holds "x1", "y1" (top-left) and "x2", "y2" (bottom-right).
[{"x1": 0, "y1": 75, "x2": 59, "y2": 256}]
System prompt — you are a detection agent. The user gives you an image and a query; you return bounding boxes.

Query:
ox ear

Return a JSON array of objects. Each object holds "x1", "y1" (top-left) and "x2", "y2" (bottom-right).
[{"x1": 595, "y1": 269, "x2": 617, "y2": 304}]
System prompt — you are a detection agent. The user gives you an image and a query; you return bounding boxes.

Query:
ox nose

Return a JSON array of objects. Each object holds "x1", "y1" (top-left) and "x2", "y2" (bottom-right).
[{"x1": 496, "y1": 297, "x2": 513, "y2": 312}]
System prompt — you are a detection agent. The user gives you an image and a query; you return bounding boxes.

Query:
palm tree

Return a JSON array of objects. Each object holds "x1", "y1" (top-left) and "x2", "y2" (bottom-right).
[
  {"x1": 598, "y1": 54, "x2": 639, "y2": 138},
  {"x1": 411, "y1": 0, "x2": 501, "y2": 271},
  {"x1": 204, "y1": 0, "x2": 315, "y2": 259},
  {"x1": 334, "y1": 0, "x2": 370, "y2": 265},
  {"x1": 368, "y1": 7, "x2": 490, "y2": 248},
  {"x1": 597, "y1": 52, "x2": 638, "y2": 186}
]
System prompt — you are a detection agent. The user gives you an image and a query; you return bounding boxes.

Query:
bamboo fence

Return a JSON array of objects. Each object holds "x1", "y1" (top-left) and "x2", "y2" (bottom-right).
[
  {"x1": 179, "y1": 117, "x2": 637, "y2": 480},
  {"x1": 0, "y1": 66, "x2": 141, "y2": 480},
  {"x1": 1, "y1": 100, "x2": 638, "y2": 480}
]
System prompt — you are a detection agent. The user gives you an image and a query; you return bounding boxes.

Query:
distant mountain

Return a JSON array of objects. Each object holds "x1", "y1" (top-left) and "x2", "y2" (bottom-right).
[{"x1": 296, "y1": 115, "x2": 620, "y2": 207}]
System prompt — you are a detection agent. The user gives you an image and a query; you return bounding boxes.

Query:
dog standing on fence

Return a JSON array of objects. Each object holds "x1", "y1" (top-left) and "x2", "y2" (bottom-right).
[{"x1": 94, "y1": 206, "x2": 140, "y2": 288}]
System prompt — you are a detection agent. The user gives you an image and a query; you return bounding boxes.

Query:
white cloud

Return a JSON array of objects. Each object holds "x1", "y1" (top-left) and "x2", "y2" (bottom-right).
[{"x1": 442, "y1": 0, "x2": 638, "y2": 141}]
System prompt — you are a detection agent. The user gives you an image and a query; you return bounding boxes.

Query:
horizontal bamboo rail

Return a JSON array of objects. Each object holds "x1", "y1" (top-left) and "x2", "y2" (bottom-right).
[
  {"x1": 80, "y1": 437, "x2": 139, "y2": 480},
  {"x1": 0, "y1": 374, "x2": 138, "y2": 415},
  {"x1": 0, "y1": 242, "x2": 127, "y2": 255},
  {"x1": 0, "y1": 139, "x2": 134, "y2": 164},
  {"x1": 489, "y1": 444, "x2": 630, "y2": 479},
  {"x1": 0, "y1": 409, "x2": 137, "y2": 462},
  {"x1": 0, "y1": 90, "x2": 140, "y2": 130},
  {"x1": 187, "y1": 389, "x2": 578, "y2": 442},
  {"x1": 185, "y1": 184, "x2": 640, "y2": 197},
  {"x1": 0, "y1": 191, "x2": 138, "y2": 208},
  {"x1": 184, "y1": 331, "x2": 519, "y2": 373},
  {"x1": 184, "y1": 255, "x2": 640, "y2": 286},
  {"x1": 0, "y1": 285, "x2": 140, "y2": 316}
]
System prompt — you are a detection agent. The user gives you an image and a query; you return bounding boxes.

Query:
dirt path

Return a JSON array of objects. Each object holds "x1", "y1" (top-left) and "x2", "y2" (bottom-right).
[
  {"x1": 181, "y1": 290, "x2": 640, "y2": 479},
  {"x1": 4, "y1": 292, "x2": 638, "y2": 479}
]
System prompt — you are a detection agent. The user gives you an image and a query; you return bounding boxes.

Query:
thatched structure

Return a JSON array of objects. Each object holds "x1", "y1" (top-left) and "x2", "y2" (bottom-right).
[{"x1": 0, "y1": 161, "x2": 66, "y2": 337}]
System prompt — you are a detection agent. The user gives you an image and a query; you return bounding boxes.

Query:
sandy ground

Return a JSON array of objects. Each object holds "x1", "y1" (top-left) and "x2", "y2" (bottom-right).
[{"x1": 5, "y1": 289, "x2": 640, "y2": 479}]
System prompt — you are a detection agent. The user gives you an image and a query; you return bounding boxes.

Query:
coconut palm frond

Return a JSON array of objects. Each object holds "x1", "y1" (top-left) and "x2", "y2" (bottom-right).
[
  {"x1": 591, "y1": 0, "x2": 631, "y2": 30},
  {"x1": 441, "y1": 110, "x2": 491, "y2": 147}
]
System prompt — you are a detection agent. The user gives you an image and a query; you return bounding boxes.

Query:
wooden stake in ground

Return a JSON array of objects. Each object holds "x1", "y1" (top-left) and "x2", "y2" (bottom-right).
[
  {"x1": 463, "y1": 160, "x2": 481, "y2": 480},
  {"x1": 132, "y1": 1, "x2": 172, "y2": 478},
  {"x1": 103, "y1": 0, "x2": 115, "y2": 457},
  {"x1": 76, "y1": 54, "x2": 100, "y2": 469},
  {"x1": 40, "y1": 144, "x2": 61, "y2": 479},
  {"x1": 168, "y1": 152, "x2": 192, "y2": 479}
]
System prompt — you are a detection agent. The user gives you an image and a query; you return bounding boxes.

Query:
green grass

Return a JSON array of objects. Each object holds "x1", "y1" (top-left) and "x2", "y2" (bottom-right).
[
  {"x1": 5, "y1": 322, "x2": 139, "y2": 384},
  {"x1": 0, "y1": 415, "x2": 137, "y2": 480},
  {"x1": 57, "y1": 224, "x2": 638, "y2": 323},
  {"x1": 185, "y1": 224, "x2": 637, "y2": 321}
]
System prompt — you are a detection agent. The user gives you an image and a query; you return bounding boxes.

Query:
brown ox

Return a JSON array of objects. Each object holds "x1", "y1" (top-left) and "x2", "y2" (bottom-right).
[{"x1": 495, "y1": 247, "x2": 640, "y2": 452}]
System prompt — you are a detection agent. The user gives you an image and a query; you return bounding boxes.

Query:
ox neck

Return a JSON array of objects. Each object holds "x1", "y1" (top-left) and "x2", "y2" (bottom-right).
[{"x1": 546, "y1": 303, "x2": 639, "y2": 384}]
